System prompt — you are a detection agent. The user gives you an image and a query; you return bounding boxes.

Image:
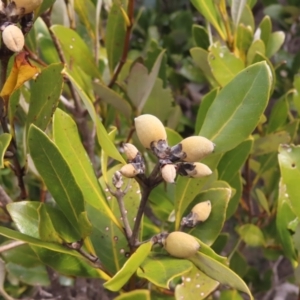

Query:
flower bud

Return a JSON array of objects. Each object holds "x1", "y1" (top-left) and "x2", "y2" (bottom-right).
[
  {"x1": 192, "y1": 200, "x2": 212, "y2": 222},
  {"x1": 134, "y1": 114, "x2": 167, "y2": 149},
  {"x1": 161, "y1": 164, "x2": 176, "y2": 183},
  {"x1": 2, "y1": 25, "x2": 24, "y2": 52},
  {"x1": 123, "y1": 143, "x2": 139, "y2": 161},
  {"x1": 163, "y1": 231, "x2": 200, "y2": 258},
  {"x1": 174, "y1": 136, "x2": 215, "y2": 162},
  {"x1": 119, "y1": 163, "x2": 139, "y2": 178},
  {"x1": 8, "y1": 0, "x2": 43, "y2": 15},
  {"x1": 177, "y1": 162, "x2": 212, "y2": 178}
]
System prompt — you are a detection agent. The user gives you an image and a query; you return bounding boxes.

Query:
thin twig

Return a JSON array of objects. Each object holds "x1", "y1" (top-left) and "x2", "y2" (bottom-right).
[
  {"x1": 24, "y1": 45, "x2": 47, "y2": 67},
  {"x1": 108, "y1": 0, "x2": 135, "y2": 88},
  {"x1": 95, "y1": 0, "x2": 103, "y2": 65},
  {"x1": 0, "y1": 241, "x2": 25, "y2": 253}
]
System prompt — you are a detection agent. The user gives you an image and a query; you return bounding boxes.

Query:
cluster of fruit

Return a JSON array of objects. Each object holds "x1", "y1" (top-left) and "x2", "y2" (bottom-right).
[
  {"x1": 120, "y1": 114, "x2": 215, "y2": 183},
  {"x1": 0, "y1": 0, "x2": 42, "y2": 52}
]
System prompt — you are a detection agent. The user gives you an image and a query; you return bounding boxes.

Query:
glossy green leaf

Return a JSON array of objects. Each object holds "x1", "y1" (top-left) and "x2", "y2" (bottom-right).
[
  {"x1": 93, "y1": 81, "x2": 132, "y2": 119},
  {"x1": 293, "y1": 75, "x2": 300, "y2": 115},
  {"x1": 52, "y1": 108, "x2": 121, "y2": 228},
  {"x1": 276, "y1": 179, "x2": 297, "y2": 265},
  {"x1": 246, "y1": 39, "x2": 265, "y2": 65},
  {"x1": 231, "y1": 0, "x2": 247, "y2": 27},
  {"x1": 26, "y1": 63, "x2": 63, "y2": 133},
  {"x1": 127, "y1": 50, "x2": 165, "y2": 113},
  {"x1": 219, "y1": 290, "x2": 244, "y2": 300},
  {"x1": 195, "y1": 88, "x2": 219, "y2": 134},
  {"x1": 6, "y1": 263, "x2": 49, "y2": 286},
  {"x1": 230, "y1": 251, "x2": 248, "y2": 278},
  {"x1": 253, "y1": 131, "x2": 290, "y2": 156},
  {"x1": 278, "y1": 144, "x2": 300, "y2": 220},
  {"x1": 66, "y1": 71, "x2": 125, "y2": 163},
  {"x1": 142, "y1": 78, "x2": 174, "y2": 122},
  {"x1": 265, "y1": 31, "x2": 285, "y2": 58},
  {"x1": 35, "y1": 0, "x2": 56, "y2": 16},
  {"x1": 74, "y1": 0, "x2": 96, "y2": 42},
  {"x1": 104, "y1": 241, "x2": 153, "y2": 291},
  {"x1": 255, "y1": 188, "x2": 270, "y2": 216},
  {"x1": 218, "y1": 138, "x2": 253, "y2": 182},
  {"x1": 190, "y1": 252, "x2": 253, "y2": 299},
  {"x1": 175, "y1": 265, "x2": 219, "y2": 300},
  {"x1": 239, "y1": 4, "x2": 254, "y2": 30},
  {"x1": 208, "y1": 42, "x2": 245, "y2": 87},
  {"x1": 51, "y1": 25, "x2": 100, "y2": 78},
  {"x1": 190, "y1": 0, "x2": 226, "y2": 40},
  {"x1": 166, "y1": 127, "x2": 183, "y2": 147},
  {"x1": 174, "y1": 172, "x2": 217, "y2": 230},
  {"x1": 28, "y1": 125, "x2": 91, "y2": 238},
  {"x1": 235, "y1": 24, "x2": 253, "y2": 55},
  {"x1": 31, "y1": 246, "x2": 100, "y2": 278},
  {"x1": 0, "y1": 133, "x2": 11, "y2": 168},
  {"x1": 187, "y1": 188, "x2": 231, "y2": 245},
  {"x1": 137, "y1": 254, "x2": 193, "y2": 289},
  {"x1": 237, "y1": 224, "x2": 266, "y2": 247},
  {"x1": 190, "y1": 47, "x2": 217, "y2": 86},
  {"x1": 115, "y1": 290, "x2": 150, "y2": 300},
  {"x1": 192, "y1": 25, "x2": 209, "y2": 49},
  {"x1": 257, "y1": 16, "x2": 272, "y2": 47},
  {"x1": 106, "y1": 2, "x2": 127, "y2": 74},
  {"x1": 199, "y1": 62, "x2": 271, "y2": 154}
]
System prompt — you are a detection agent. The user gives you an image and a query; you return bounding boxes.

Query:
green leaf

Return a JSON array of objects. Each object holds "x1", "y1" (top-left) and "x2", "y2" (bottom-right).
[
  {"x1": 218, "y1": 138, "x2": 253, "y2": 182},
  {"x1": 51, "y1": 25, "x2": 100, "y2": 78},
  {"x1": 235, "y1": 24, "x2": 253, "y2": 55},
  {"x1": 28, "y1": 125, "x2": 91, "y2": 238},
  {"x1": 74, "y1": 0, "x2": 96, "y2": 42},
  {"x1": 174, "y1": 173, "x2": 217, "y2": 230},
  {"x1": 255, "y1": 188, "x2": 270, "y2": 216},
  {"x1": 190, "y1": 47, "x2": 218, "y2": 86},
  {"x1": 231, "y1": 0, "x2": 247, "y2": 28},
  {"x1": 66, "y1": 71, "x2": 125, "y2": 163},
  {"x1": 175, "y1": 265, "x2": 219, "y2": 300},
  {"x1": 166, "y1": 127, "x2": 183, "y2": 147},
  {"x1": 293, "y1": 74, "x2": 300, "y2": 116},
  {"x1": 137, "y1": 254, "x2": 193, "y2": 289},
  {"x1": 237, "y1": 224, "x2": 266, "y2": 247},
  {"x1": 115, "y1": 290, "x2": 150, "y2": 300},
  {"x1": 0, "y1": 133, "x2": 11, "y2": 168},
  {"x1": 26, "y1": 63, "x2": 64, "y2": 133},
  {"x1": 6, "y1": 263, "x2": 49, "y2": 286},
  {"x1": 190, "y1": 252, "x2": 253, "y2": 300},
  {"x1": 127, "y1": 50, "x2": 165, "y2": 113},
  {"x1": 208, "y1": 42, "x2": 245, "y2": 87},
  {"x1": 276, "y1": 180, "x2": 297, "y2": 265},
  {"x1": 106, "y1": 2, "x2": 127, "y2": 74},
  {"x1": 230, "y1": 251, "x2": 248, "y2": 278},
  {"x1": 190, "y1": 0, "x2": 226, "y2": 40},
  {"x1": 265, "y1": 31, "x2": 285, "y2": 58},
  {"x1": 142, "y1": 78, "x2": 174, "y2": 122},
  {"x1": 187, "y1": 188, "x2": 231, "y2": 245},
  {"x1": 278, "y1": 144, "x2": 300, "y2": 220},
  {"x1": 239, "y1": 4, "x2": 254, "y2": 30},
  {"x1": 192, "y1": 25, "x2": 210, "y2": 49},
  {"x1": 35, "y1": 0, "x2": 56, "y2": 16},
  {"x1": 104, "y1": 241, "x2": 153, "y2": 292},
  {"x1": 195, "y1": 88, "x2": 219, "y2": 134},
  {"x1": 93, "y1": 81, "x2": 132, "y2": 119},
  {"x1": 257, "y1": 16, "x2": 272, "y2": 47},
  {"x1": 199, "y1": 62, "x2": 271, "y2": 154},
  {"x1": 246, "y1": 39, "x2": 265, "y2": 65},
  {"x1": 52, "y1": 108, "x2": 121, "y2": 228},
  {"x1": 219, "y1": 290, "x2": 244, "y2": 300}
]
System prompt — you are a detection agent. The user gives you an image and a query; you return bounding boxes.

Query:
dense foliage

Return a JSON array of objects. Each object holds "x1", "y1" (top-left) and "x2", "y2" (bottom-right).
[{"x1": 0, "y1": 0, "x2": 300, "y2": 299}]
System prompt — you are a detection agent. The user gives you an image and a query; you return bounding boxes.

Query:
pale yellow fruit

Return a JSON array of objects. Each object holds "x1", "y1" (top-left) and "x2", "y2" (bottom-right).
[
  {"x1": 180, "y1": 136, "x2": 214, "y2": 162},
  {"x1": 192, "y1": 200, "x2": 212, "y2": 222},
  {"x1": 2, "y1": 25, "x2": 24, "y2": 52},
  {"x1": 163, "y1": 231, "x2": 200, "y2": 259},
  {"x1": 161, "y1": 164, "x2": 176, "y2": 183},
  {"x1": 189, "y1": 163, "x2": 212, "y2": 178},
  {"x1": 9, "y1": 0, "x2": 42, "y2": 14},
  {"x1": 119, "y1": 164, "x2": 138, "y2": 178},
  {"x1": 134, "y1": 114, "x2": 167, "y2": 149},
  {"x1": 123, "y1": 143, "x2": 139, "y2": 161}
]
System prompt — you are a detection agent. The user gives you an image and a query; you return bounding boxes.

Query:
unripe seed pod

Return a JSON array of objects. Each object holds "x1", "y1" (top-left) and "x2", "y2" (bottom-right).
[
  {"x1": 189, "y1": 163, "x2": 212, "y2": 178},
  {"x1": 8, "y1": 0, "x2": 43, "y2": 15},
  {"x1": 135, "y1": 114, "x2": 167, "y2": 149},
  {"x1": 180, "y1": 136, "x2": 215, "y2": 162},
  {"x1": 192, "y1": 200, "x2": 212, "y2": 223},
  {"x1": 2, "y1": 25, "x2": 24, "y2": 52},
  {"x1": 161, "y1": 164, "x2": 176, "y2": 183},
  {"x1": 120, "y1": 163, "x2": 139, "y2": 178},
  {"x1": 163, "y1": 231, "x2": 200, "y2": 259},
  {"x1": 123, "y1": 143, "x2": 139, "y2": 161}
]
